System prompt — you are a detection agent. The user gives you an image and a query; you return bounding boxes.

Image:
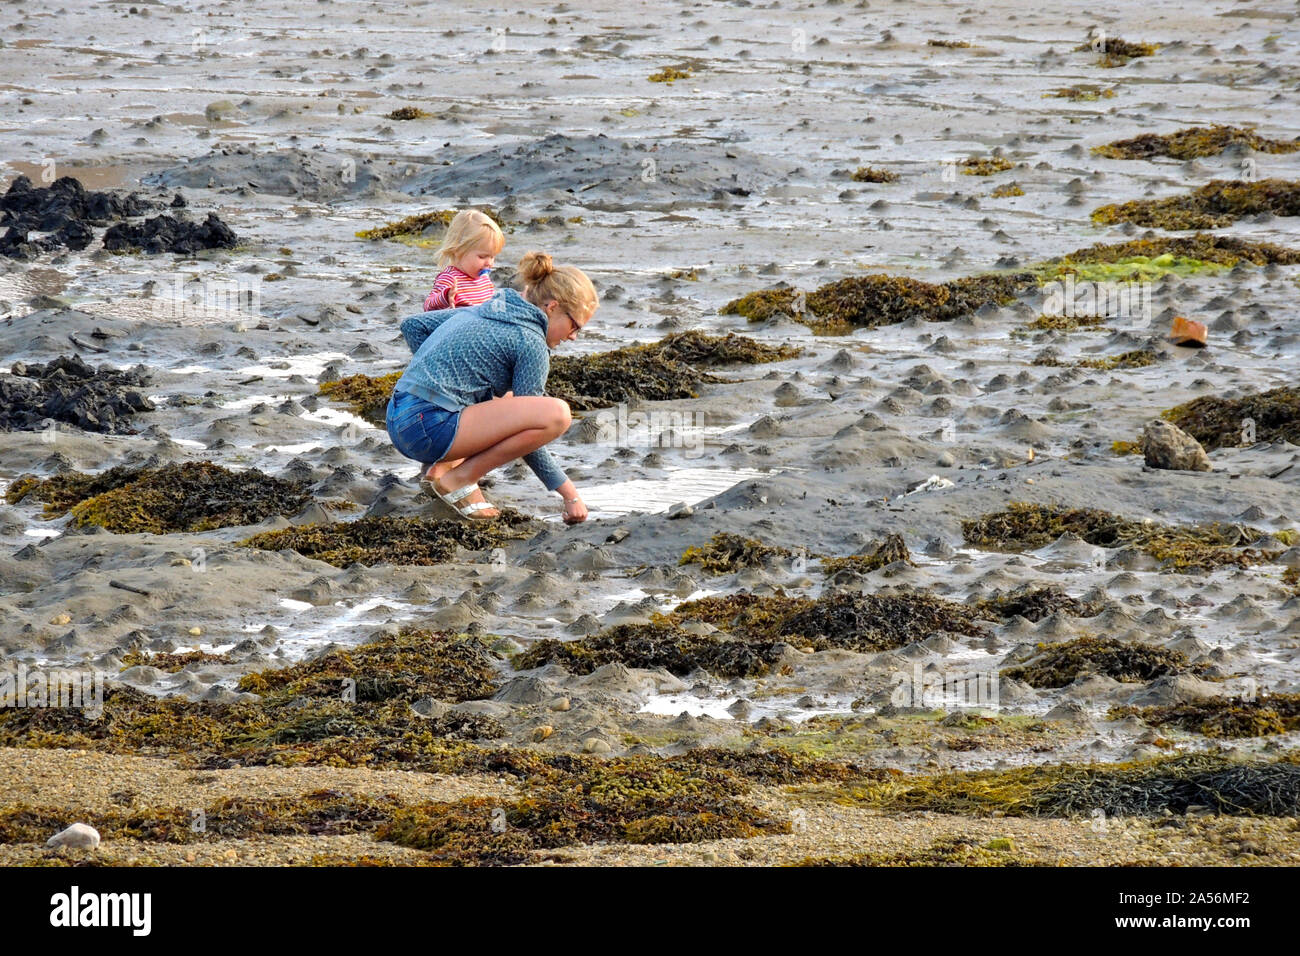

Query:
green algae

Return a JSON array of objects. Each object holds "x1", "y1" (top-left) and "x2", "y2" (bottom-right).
[
  {"x1": 1112, "y1": 695, "x2": 1300, "y2": 739},
  {"x1": 1091, "y1": 179, "x2": 1300, "y2": 230},
  {"x1": 962, "y1": 502, "x2": 1276, "y2": 571},
  {"x1": 679, "y1": 532, "x2": 794, "y2": 574},
  {"x1": 240, "y1": 512, "x2": 535, "y2": 568},
  {"x1": 318, "y1": 371, "x2": 401, "y2": 426},
  {"x1": 513, "y1": 621, "x2": 788, "y2": 679},
  {"x1": 1162, "y1": 386, "x2": 1300, "y2": 452},
  {"x1": 66, "y1": 461, "x2": 310, "y2": 534},
  {"x1": 959, "y1": 157, "x2": 1013, "y2": 176},
  {"x1": 851, "y1": 166, "x2": 899, "y2": 183},
  {"x1": 794, "y1": 834, "x2": 1044, "y2": 867},
  {"x1": 823, "y1": 753, "x2": 1300, "y2": 818},
  {"x1": 1094, "y1": 125, "x2": 1300, "y2": 161},
  {"x1": 1001, "y1": 637, "x2": 1204, "y2": 689}
]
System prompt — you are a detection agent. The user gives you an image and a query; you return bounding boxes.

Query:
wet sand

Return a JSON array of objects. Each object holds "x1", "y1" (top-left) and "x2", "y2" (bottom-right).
[{"x1": 1, "y1": 0, "x2": 1299, "y2": 866}]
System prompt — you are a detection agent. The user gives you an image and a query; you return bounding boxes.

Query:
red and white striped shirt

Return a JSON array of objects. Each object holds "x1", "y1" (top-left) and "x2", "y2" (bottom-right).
[{"x1": 424, "y1": 267, "x2": 495, "y2": 311}]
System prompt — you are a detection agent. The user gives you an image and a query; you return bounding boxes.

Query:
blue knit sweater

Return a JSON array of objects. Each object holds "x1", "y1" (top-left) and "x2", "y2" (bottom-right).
[{"x1": 396, "y1": 288, "x2": 567, "y2": 491}]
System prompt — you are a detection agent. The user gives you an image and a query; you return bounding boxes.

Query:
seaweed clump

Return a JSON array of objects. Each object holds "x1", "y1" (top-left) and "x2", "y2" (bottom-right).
[
  {"x1": 826, "y1": 753, "x2": 1300, "y2": 818},
  {"x1": 238, "y1": 628, "x2": 499, "y2": 703},
  {"x1": 1035, "y1": 348, "x2": 1158, "y2": 371},
  {"x1": 118, "y1": 650, "x2": 237, "y2": 673},
  {"x1": 318, "y1": 371, "x2": 402, "y2": 425},
  {"x1": 1091, "y1": 179, "x2": 1300, "y2": 230},
  {"x1": 851, "y1": 166, "x2": 899, "y2": 183},
  {"x1": 820, "y1": 533, "x2": 914, "y2": 578},
  {"x1": 67, "y1": 461, "x2": 310, "y2": 534},
  {"x1": 776, "y1": 590, "x2": 988, "y2": 652},
  {"x1": 648, "y1": 66, "x2": 692, "y2": 83},
  {"x1": 1093, "y1": 126, "x2": 1300, "y2": 161},
  {"x1": 667, "y1": 592, "x2": 815, "y2": 639},
  {"x1": 679, "y1": 532, "x2": 794, "y2": 574},
  {"x1": 377, "y1": 756, "x2": 787, "y2": 864},
  {"x1": 1044, "y1": 86, "x2": 1115, "y2": 101},
  {"x1": 4, "y1": 463, "x2": 146, "y2": 516},
  {"x1": 513, "y1": 621, "x2": 787, "y2": 679},
  {"x1": 795, "y1": 835, "x2": 1041, "y2": 867},
  {"x1": 991, "y1": 183, "x2": 1024, "y2": 198},
  {"x1": 356, "y1": 208, "x2": 505, "y2": 242},
  {"x1": 962, "y1": 502, "x2": 1275, "y2": 571},
  {"x1": 1050, "y1": 234, "x2": 1300, "y2": 269},
  {"x1": 721, "y1": 272, "x2": 1035, "y2": 334},
  {"x1": 387, "y1": 107, "x2": 431, "y2": 121},
  {"x1": 1001, "y1": 636, "x2": 1202, "y2": 688},
  {"x1": 549, "y1": 332, "x2": 796, "y2": 411},
  {"x1": 975, "y1": 585, "x2": 1102, "y2": 623},
  {"x1": 1162, "y1": 386, "x2": 1300, "y2": 451},
  {"x1": 1027, "y1": 313, "x2": 1107, "y2": 331},
  {"x1": 1076, "y1": 36, "x2": 1159, "y2": 68},
  {"x1": 240, "y1": 513, "x2": 534, "y2": 568},
  {"x1": 959, "y1": 157, "x2": 1013, "y2": 176},
  {"x1": 1112, "y1": 695, "x2": 1300, "y2": 739}
]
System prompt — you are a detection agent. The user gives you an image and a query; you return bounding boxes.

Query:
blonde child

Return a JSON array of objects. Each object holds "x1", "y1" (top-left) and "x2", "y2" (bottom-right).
[{"x1": 423, "y1": 209, "x2": 504, "y2": 311}]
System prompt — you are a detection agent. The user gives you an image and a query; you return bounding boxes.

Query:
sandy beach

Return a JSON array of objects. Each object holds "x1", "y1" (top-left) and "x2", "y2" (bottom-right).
[{"x1": 1, "y1": 0, "x2": 1299, "y2": 869}]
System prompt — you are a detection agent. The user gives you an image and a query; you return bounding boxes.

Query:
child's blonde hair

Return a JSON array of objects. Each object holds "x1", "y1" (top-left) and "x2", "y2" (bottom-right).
[
  {"x1": 518, "y1": 251, "x2": 599, "y2": 320},
  {"x1": 436, "y1": 209, "x2": 505, "y2": 269}
]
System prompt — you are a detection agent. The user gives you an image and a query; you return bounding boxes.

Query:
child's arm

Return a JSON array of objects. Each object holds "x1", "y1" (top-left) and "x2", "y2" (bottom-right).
[{"x1": 424, "y1": 271, "x2": 460, "y2": 311}]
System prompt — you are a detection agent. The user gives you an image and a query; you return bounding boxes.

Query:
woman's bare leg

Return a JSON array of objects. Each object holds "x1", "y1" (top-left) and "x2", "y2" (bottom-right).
[{"x1": 425, "y1": 396, "x2": 571, "y2": 516}]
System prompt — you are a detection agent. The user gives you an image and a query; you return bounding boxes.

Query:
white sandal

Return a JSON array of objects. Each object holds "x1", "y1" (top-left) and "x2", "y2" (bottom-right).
[{"x1": 422, "y1": 479, "x2": 498, "y2": 521}]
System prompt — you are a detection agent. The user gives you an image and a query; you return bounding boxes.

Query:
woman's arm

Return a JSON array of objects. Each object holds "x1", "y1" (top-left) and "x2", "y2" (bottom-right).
[{"x1": 399, "y1": 308, "x2": 457, "y2": 353}]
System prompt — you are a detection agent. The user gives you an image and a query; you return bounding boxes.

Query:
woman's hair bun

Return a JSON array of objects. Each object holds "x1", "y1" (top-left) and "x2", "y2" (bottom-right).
[{"x1": 518, "y1": 250, "x2": 554, "y2": 284}]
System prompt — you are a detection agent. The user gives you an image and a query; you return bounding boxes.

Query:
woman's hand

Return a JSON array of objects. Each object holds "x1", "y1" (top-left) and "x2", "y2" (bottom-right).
[{"x1": 563, "y1": 496, "x2": 588, "y2": 525}]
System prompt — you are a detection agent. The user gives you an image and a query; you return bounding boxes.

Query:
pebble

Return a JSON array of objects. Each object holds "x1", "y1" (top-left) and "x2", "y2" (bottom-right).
[
  {"x1": 188, "y1": 627, "x2": 202, "y2": 636},
  {"x1": 548, "y1": 697, "x2": 571, "y2": 712},
  {"x1": 49, "y1": 613, "x2": 71, "y2": 626},
  {"x1": 533, "y1": 725, "x2": 555, "y2": 742},
  {"x1": 46, "y1": 823, "x2": 100, "y2": 850},
  {"x1": 582, "y1": 738, "x2": 612, "y2": 754}
]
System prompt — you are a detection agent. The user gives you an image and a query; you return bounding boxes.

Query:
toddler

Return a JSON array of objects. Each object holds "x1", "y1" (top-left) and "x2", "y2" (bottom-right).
[{"x1": 423, "y1": 209, "x2": 504, "y2": 311}]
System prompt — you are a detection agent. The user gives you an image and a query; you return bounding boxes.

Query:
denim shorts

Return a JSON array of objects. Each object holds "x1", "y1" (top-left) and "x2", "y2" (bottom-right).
[{"x1": 386, "y1": 389, "x2": 462, "y2": 465}]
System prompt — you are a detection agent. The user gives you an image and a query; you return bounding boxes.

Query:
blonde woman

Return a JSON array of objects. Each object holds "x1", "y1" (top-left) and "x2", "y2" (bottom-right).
[
  {"x1": 390, "y1": 251, "x2": 596, "y2": 524},
  {"x1": 422, "y1": 209, "x2": 505, "y2": 311}
]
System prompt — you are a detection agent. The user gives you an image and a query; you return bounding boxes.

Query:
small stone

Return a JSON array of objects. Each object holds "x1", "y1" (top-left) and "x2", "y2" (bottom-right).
[
  {"x1": 49, "y1": 613, "x2": 71, "y2": 626},
  {"x1": 582, "y1": 737, "x2": 612, "y2": 754},
  {"x1": 667, "y1": 502, "x2": 694, "y2": 519},
  {"x1": 184, "y1": 850, "x2": 196, "y2": 862},
  {"x1": 532, "y1": 725, "x2": 554, "y2": 742},
  {"x1": 224, "y1": 849, "x2": 238, "y2": 861},
  {"x1": 171, "y1": 558, "x2": 191, "y2": 567},
  {"x1": 187, "y1": 627, "x2": 202, "y2": 637},
  {"x1": 46, "y1": 823, "x2": 100, "y2": 850},
  {"x1": 548, "y1": 697, "x2": 571, "y2": 712}
]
